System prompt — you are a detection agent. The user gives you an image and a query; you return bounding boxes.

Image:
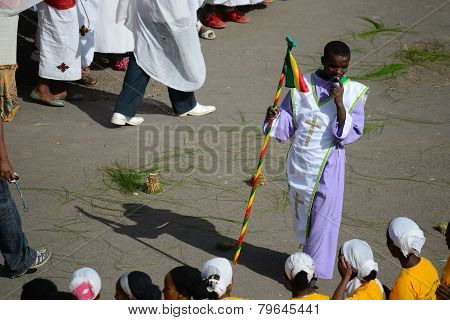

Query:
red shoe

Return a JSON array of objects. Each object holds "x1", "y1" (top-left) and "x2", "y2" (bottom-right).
[
  {"x1": 202, "y1": 14, "x2": 226, "y2": 29},
  {"x1": 225, "y1": 9, "x2": 250, "y2": 23}
]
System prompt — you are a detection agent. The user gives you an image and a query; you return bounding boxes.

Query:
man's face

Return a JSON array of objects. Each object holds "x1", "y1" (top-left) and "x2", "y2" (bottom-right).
[{"x1": 321, "y1": 54, "x2": 350, "y2": 81}]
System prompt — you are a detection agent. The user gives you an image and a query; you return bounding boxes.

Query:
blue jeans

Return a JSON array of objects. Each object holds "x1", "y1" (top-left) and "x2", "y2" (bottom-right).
[
  {"x1": 114, "y1": 54, "x2": 197, "y2": 116},
  {"x1": 0, "y1": 178, "x2": 36, "y2": 276}
]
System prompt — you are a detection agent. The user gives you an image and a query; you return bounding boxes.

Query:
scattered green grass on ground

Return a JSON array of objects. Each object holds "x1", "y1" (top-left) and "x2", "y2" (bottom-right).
[
  {"x1": 101, "y1": 163, "x2": 157, "y2": 194},
  {"x1": 397, "y1": 42, "x2": 450, "y2": 66},
  {"x1": 354, "y1": 17, "x2": 407, "y2": 39},
  {"x1": 364, "y1": 120, "x2": 385, "y2": 135},
  {"x1": 351, "y1": 63, "x2": 408, "y2": 80}
]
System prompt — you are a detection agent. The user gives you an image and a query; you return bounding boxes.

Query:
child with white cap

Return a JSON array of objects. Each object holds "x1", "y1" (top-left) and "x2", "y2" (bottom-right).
[
  {"x1": 386, "y1": 217, "x2": 440, "y2": 300},
  {"x1": 284, "y1": 252, "x2": 329, "y2": 300},
  {"x1": 69, "y1": 267, "x2": 102, "y2": 300},
  {"x1": 202, "y1": 257, "x2": 244, "y2": 300},
  {"x1": 332, "y1": 239, "x2": 383, "y2": 300}
]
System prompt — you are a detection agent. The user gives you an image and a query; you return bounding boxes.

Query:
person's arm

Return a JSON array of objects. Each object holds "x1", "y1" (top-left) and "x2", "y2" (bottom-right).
[
  {"x1": 263, "y1": 90, "x2": 297, "y2": 142},
  {"x1": 0, "y1": 120, "x2": 15, "y2": 181},
  {"x1": 331, "y1": 79, "x2": 346, "y2": 126},
  {"x1": 333, "y1": 90, "x2": 368, "y2": 144},
  {"x1": 332, "y1": 256, "x2": 353, "y2": 300},
  {"x1": 436, "y1": 284, "x2": 450, "y2": 300}
]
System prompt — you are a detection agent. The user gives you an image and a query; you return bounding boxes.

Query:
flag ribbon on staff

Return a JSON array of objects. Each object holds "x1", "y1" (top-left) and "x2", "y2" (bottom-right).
[{"x1": 232, "y1": 36, "x2": 309, "y2": 266}]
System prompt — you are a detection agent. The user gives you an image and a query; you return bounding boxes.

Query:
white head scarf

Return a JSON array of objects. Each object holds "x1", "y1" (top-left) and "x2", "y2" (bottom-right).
[
  {"x1": 69, "y1": 267, "x2": 102, "y2": 300},
  {"x1": 202, "y1": 258, "x2": 232, "y2": 298},
  {"x1": 284, "y1": 252, "x2": 315, "y2": 282},
  {"x1": 388, "y1": 217, "x2": 426, "y2": 258},
  {"x1": 341, "y1": 239, "x2": 378, "y2": 281},
  {"x1": 119, "y1": 273, "x2": 135, "y2": 300}
]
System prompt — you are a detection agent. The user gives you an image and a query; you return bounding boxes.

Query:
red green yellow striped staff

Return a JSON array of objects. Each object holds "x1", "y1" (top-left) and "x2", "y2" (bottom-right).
[{"x1": 232, "y1": 36, "x2": 309, "y2": 266}]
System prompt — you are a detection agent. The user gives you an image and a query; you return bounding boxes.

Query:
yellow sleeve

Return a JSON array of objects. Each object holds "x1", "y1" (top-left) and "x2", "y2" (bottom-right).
[
  {"x1": 390, "y1": 276, "x2": 416, "y2": 300},
  {"x1": 346, "y1": 290, "x2": 371, "y2": 300}
]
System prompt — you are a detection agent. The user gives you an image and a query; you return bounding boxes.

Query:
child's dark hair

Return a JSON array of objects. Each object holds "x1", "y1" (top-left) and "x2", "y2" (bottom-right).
[
  {"x1": 291, "y1": 271, "x2": 310, "y2": 291},
  {"x1": 21, "y1": 278, "x2": 58, "y2": 300},
  {"x1": 170, "y1": 266, "x2": 208, "y2": 300},
  {"x1": 363, "y1": 270, "x2": 378, "y2": 281},
  {"x1": 324, "y1": 41, "x2": 351, "y2": 58},
  {"x1": 50, "y1": 291, "x2": 77, "y2": 300}
]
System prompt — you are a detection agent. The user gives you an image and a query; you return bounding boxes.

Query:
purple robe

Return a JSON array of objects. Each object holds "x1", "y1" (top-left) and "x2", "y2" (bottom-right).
[{"x1": 267, "y1": 72, "x2": 367, "y2": 279}]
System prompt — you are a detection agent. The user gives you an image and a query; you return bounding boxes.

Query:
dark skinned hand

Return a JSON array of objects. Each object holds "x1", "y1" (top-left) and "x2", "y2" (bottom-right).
[
  {"x1": 436, "y1": 284, "x2": 450, "y2": 300},
  {"x1": 0, "y1": 158, "x2": 16, "y2": 182},
  {"x1": 331, "y1": 78, "x2": 344, "y2": 107},
  {"x1": 337, "y1": 256, "x2": 353, "y2": 280},
  {"x1": 266, "y1": 105, "x2": 279, "y2": 121}
]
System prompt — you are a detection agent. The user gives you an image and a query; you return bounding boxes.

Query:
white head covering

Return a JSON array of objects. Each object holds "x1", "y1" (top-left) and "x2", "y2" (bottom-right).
[
  {"x1": 284, "y1": 252, "x2": 315, "y2": 282},
  {"x1": 119, "y1": 273, "x2": 135, "y2": 300},
  {"x1": 202, "y1": 258, "x2": 232, "y2": 298},
  {"x1": 341, "y1": 239, "x2": 378, "y2": 281},
  {"x1": 69, "y1": 267, "x2": 102, "y2": 300},
  {"x1": 388, "y1": 217, "x2": 426, "y2": 258}
]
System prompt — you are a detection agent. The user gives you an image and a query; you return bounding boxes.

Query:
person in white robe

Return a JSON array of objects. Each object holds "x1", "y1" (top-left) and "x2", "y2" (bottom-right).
[
  {"x1": 111, "y1": 0, "x2": 216, "y2": 126},
  {"x1": 77, "y1": 0, "x2": 100, "y2": 85},
  {"x1": 30, "y1": 0, "x2": 82, "y2": 107},
  {"x1": 94, "y1": 0, "x2": 134, "y2": 71},
  {"x1": 94, "y1": 0, "x2": 133, "y2": 54}
]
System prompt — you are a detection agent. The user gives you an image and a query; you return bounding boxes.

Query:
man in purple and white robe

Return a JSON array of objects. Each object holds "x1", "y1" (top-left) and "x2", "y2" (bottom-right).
[{"x1": 265, "y1": 41, "x2": 369, "y2": 279}]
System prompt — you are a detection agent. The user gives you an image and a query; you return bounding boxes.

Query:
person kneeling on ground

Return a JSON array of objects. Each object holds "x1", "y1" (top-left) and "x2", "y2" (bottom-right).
[
  {"x1": 115, "y1": 271, "x2": 161, "y2": 300},
  {"x1": 69, "y1": 267, "x2": 102, "y2": 300},
  {"x1": 332, "y1": 239, "x2": 384, "y2": 300},
  {"x1": 163, "y1": 265, "x2": 208, "y2": 300},
  {"x1": 202, "y1": 257, "x2": 244, "y2": 300},
  {"x1": 385, "y1": 217, "x2": 440, "y2": 300},
  {"x1": 284, "y1": 252, "x2": 329, "y2": 300}
]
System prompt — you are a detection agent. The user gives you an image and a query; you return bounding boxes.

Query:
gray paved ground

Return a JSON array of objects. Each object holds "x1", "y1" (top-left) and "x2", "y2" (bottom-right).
[{"x1": 1, "y1": 0, "x2": 449, "y2": 299}]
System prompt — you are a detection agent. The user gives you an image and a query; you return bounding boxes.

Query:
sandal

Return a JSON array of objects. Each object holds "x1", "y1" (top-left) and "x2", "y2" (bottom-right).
[
  {"x1": 196, "y1": 20, "x2": 216, "y2": 40},
  {"x1": 79, "y1": 72, "x2": 98, "y2": 87},
  {"x1": 30, "y1": 89, "x2": 65, "y2": 107}
]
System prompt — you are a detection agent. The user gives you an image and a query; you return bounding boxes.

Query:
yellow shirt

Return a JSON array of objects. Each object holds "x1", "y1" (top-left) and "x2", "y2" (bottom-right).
[
  {"x1": 390, "y1": 257, "x2": 440, "y2": 300},
  {"x1": 291, "y1": 293, "x2": 330, "y2": 300},
  {"x1": 441, "y1": 257, "x2": 450, "y2": 286},
  {"x1": 346, "y1": 280, "x2": 383, "y2": 300},
  {"x1": 223, "y1": 297, "x2": 246, "y2": 300}
]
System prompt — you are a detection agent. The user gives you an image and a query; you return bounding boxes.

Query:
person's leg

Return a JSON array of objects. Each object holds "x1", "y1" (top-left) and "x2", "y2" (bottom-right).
[
  {"x1": 167, "y1": 88, "x2": 197, "y2": 115},
  {"x1": 0, "y1": 179, "x2": 36, "y2": 276},
  {"x1": 114, "y1": 54, "x2": 150, "y2": 117},
  {"x1": 168, "y1": 88, "x2": 216, "y2": 116}
]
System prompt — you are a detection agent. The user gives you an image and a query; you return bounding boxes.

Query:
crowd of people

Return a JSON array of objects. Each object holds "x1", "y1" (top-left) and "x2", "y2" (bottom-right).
[{"x1": 18, "y1": 219, "x2": 450, "y2": 300}]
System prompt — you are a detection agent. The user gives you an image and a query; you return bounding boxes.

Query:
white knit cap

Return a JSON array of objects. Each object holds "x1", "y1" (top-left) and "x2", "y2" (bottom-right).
[
  {"x1": 284, "y1": 252, "x2": 315, "y2": 282},
  {"x1": 342, "y1": 239, "x2": 378, "y2": 280},
  {"x1": 388, "y1": 217, "x2": 426, "y2": 258},
  {"x1": 202, "y1": 258, "x2": 233, "y2": 298},
  {"x1": 69, "y1": 267, "x2": 102, "y2": 300}
]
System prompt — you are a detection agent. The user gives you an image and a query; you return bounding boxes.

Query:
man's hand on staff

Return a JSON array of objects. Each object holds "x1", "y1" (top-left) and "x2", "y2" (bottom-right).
[{"x1": 266, "y1": 105, "x2": 279, "y2": 121}]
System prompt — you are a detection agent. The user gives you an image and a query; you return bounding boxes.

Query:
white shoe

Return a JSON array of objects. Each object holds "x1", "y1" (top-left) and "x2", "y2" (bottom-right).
[
  {"x1": 178, "y1": 103, "x2": 216, "y2": 117},
  {"x1": 111, "y1": 113, "x2": 144, "y2": 126}
]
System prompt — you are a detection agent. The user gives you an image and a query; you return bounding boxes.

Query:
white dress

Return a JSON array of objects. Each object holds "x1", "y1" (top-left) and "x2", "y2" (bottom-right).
[
  {"x1": 119, "y1": 0, "x2": 206, "y2": 92},
  {"x1": 206, "y1": 0, "x2": 263, "y2": 6},
  {"x1": 37, "y1": 2, "x2": 81, "y2": 81},
  {"x1": 94, "y1": 0, "x2": 134, "y2": 54}
]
